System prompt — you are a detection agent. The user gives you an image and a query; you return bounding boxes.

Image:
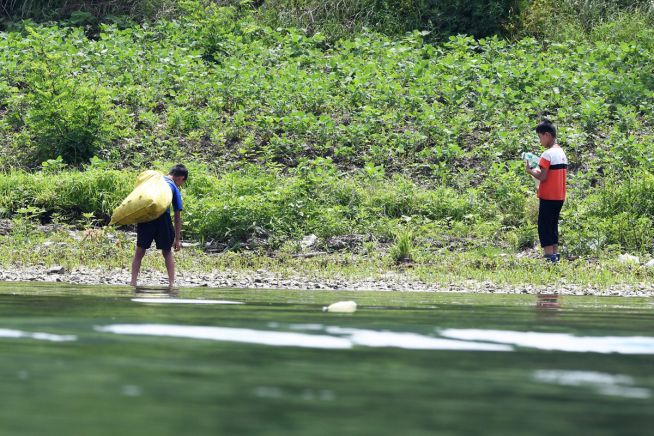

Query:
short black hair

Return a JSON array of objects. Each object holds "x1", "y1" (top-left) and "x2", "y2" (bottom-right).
[
  {"x1": 535, "y1": 119, "x2": 557, "y2": 138},
  {"x1": 169, "y1": 164, "x2": 188, "y2": 180}
]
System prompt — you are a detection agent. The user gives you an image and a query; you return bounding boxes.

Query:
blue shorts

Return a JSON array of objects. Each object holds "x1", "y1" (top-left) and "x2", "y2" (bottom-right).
[{"x1": 136, "y1": 213, "x2": 174, "y2": 251}]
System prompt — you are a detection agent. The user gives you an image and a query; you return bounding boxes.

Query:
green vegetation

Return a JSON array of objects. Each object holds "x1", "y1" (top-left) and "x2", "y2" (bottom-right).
[
  {"x1": 4, "y1": 1, "x2": 653, "y2": 43},
  {"x1": 3, "y1": 220, "x2": 654, "y2": 289},
  {"x1": 390, "y1": 230, "x2": 415, "y2": 264},
  {"x1": 0, "y1": 1, "x2": 653, "y2": 284},
  {"x1": 2, "y1": 162, "x2": 654, "y2": 258},
  {"x1": 1, "y1": 2, "x2": 652, "y2": 173},
  {"x1": 0, "y1": 0, "x2": 179, "y2": 25},
  {"x1": 516, "y1": 0, "x2": 654, "y2": 42},
  {"x1": 256, "y1": 0, "x2": 521, "y2": 42}
]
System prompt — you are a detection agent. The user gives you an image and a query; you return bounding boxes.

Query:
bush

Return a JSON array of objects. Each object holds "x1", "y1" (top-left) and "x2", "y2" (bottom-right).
[
  {"x1": 480, "y1": 162, "x2": 531, "y2": 227},
  {"x1": 257, "y1": 0, "x2": 520, "y2": 42},
  {"x1": 25, "y1": 81, "x2": 116, "y2": 165},
  {"x1": 0, "y1": 168, "x2": 132, "y2": 219},
  {"x1": 17, "y1": 27, "x2": 123, "y2": 165},
  {"x1": 419, "y1": 0, "x2": 521, "y2": 39},
  {"x1": 514, "y1": 0, "x2": 654, "y2": 41},
  {"x1": 564, "y1": 171, "x2": 654, "y2": 254},
  {"x1": 0, "y1": 0, "x2": 179, "y2": 25},
  {"x1": 0, "y1": 166, "x2": 479, "y2": 246}
]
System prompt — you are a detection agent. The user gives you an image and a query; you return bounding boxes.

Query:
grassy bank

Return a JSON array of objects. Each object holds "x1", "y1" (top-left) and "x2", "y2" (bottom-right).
[
  {"x1": 2, "y1": 166, "x2": 654, "y2": 258},
  {"x1": 2, "y1": 222, "x2": 654, "y2": 289}
]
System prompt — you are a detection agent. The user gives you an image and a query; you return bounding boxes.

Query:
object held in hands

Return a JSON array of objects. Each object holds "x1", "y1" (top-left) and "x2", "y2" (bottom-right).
[{"x1": 522, "y1": 152, "x2": 539, "y2": 169}]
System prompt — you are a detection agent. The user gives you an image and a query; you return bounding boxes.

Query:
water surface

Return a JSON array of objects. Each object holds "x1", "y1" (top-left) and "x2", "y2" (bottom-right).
[{"x1": 1, "y1": 283, "x2": 653, "y2": 435}]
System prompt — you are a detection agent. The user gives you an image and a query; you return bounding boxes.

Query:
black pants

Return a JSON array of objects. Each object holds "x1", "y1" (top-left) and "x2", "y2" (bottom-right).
[
  {"x1": 137, "y1": 213, "x2": 174, "y2": 250},
  {"x1": 538, "y1": 199, "x2": 564, "y2": 248}
]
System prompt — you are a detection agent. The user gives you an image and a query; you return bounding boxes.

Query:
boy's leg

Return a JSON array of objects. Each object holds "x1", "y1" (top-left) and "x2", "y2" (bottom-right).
[
  {"x1": 131, "y1": 247, "x2": 147, "y2": 286},
  {"x1": 133, "y1": 219, "x2": 157, "y2": 286},
  {"x1": 162, "y1": 249, "x2": 175, "y2": 289},
  {"x1": 538, "y1": 200, "x2": 557, "y2": 260},
  {"x1": 552, "y1": 201, "x2": 564, "y2": 259},
  {"x1": 153, "y1": 213, "x2": 176, "y2": 289}
]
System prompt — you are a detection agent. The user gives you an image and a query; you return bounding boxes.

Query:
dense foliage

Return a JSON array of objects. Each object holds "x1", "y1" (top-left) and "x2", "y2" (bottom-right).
[
  {"x1": 0, "y1": 0, "x2": 178, "y2": 24},
  {"x1": 2, "y1": 161, "x2": 654, "y2": 256},
  {"x1": 1, "y1": 3, "x2": 652, "y2": 173},
  {"x1": 3, "y1": 1, "x2": 653, "y2": 42},
  {"x1": 0, "y1": 1, "x2": 653, "y2": 256},
  {"x1": 257, "y1": 0, "x2": 520, "y2": 41}
]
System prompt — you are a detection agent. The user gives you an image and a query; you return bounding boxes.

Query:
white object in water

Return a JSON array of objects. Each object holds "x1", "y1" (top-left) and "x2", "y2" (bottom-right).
[{"x1": 322, "y1": 301, "x2": 357, "y2": 313}]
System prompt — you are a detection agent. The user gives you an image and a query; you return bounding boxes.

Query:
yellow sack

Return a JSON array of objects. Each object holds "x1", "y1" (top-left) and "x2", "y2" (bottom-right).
[{"x1": 110, "y1": 170, "x2": 173, "y2": 225}]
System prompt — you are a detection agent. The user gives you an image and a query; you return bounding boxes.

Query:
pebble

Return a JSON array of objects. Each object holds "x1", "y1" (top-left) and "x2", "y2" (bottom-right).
[
  {"x1": 47, "y1": 265, "x2": 65, "y2": 275},
  {"x1": 0, "y1": 265, "x2": 653, "y2": 296}
]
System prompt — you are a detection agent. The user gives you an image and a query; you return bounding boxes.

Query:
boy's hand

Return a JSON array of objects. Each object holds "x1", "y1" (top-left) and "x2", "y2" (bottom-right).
[
  {"x1": 525, "y1": 161, "x2": 538, "y2": 175},
  {"x1": 174, "y1": 239, "x2": 182, "y2": 251},
  {"x1": 526, "y1": 164, "x2": 542, "y2": 180}
]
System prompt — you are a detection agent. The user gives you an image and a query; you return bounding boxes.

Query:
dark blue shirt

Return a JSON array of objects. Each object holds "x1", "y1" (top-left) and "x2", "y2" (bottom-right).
[{"x1": 164, "y1": 177, "x2": 183, "y2": 213}]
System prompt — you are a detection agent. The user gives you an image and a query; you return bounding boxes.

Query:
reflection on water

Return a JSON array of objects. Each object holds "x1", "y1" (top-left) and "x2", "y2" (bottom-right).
[
  {"x1": 440, "y1": 329, "x2": 654, "y2": 354},
  {"x1": 96, "y1": 324, "x2": 353, "y2": 349},
  {"x1": 324, "y1": 326, "x2": 511, "y2": 351},
  {"x1": 96, "y1": 324, "x2": 512, "y2": 351},
  {"x1": 253, "y1": 386, "x2": 336, "y2": 401},
  {"x1": 132, "y1": 286, "x2": 244, "y2": 305},
  {"x1": 134, "y1": 287, "x2": 179, "y2": 298},
  {"x1": 533, "y1": 370, "x2": 651, "y2": 399},
  {"x1": 0, "y1": 328, "x2": 77, "y2": 342},
  {"x1": 536, "y1": 293, "x2": 561, "y2": 310},
  {"x1": 95, "y1": 323, "x2": 654, "y2": 355},
  {"x1": 131, "y1": 298, "x2": 244, "y2": 305}
]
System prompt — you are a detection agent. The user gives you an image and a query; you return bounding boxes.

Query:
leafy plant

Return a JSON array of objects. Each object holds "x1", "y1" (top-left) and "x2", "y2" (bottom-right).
[{"x1": 390, "y1": 229, "x2": 415, "y2": 263}]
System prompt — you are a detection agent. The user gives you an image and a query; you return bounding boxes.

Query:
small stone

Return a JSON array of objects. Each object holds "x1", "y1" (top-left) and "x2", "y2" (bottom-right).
[
  {"x1": 47, "y1": 265, "x2": 65, "y2": 275},
  {"x1": 301, "y1": 234, "x2": 318, "y2": 250}
]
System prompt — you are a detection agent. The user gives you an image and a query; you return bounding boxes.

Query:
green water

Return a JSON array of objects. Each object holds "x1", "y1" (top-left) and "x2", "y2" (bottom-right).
[{"x1": 1, "y1": 283, "x2": 653, "y2": 436}]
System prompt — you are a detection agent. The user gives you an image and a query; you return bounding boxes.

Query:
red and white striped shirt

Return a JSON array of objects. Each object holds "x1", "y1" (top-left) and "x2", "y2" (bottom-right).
[{"x1": 538, "y1": 146, "x2": 567, "y2": 200}]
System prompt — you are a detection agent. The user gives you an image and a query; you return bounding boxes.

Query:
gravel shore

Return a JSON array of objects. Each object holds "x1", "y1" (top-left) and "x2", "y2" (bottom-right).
[{"x1": 1, "y1": 265, "x2": 653, "y2": 297}]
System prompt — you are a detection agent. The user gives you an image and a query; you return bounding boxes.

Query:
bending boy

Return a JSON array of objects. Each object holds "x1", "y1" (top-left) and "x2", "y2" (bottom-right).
[
  {"x1": 131, "y1": 164, "x2": 188, "y2": 288},
  {"x1": 525, "y1": 120, "x2": 567, "y2": 262}
]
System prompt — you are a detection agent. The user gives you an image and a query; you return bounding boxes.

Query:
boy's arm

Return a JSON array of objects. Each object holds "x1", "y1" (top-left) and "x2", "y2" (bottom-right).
[
  {"x1": 526, "y1": 163, "x2": 548, "y2": 181},
  {"x1": 174, "y1": 210, "x2": 182, "y2": 251}
]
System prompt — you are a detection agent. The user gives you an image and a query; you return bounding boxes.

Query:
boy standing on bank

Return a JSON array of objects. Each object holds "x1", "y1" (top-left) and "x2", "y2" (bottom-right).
[
  {"x1": 131, "y1": 164, "x2": 188, "y2": 289},
  {"x1": 526, "y1": 120, "x2": 567, "y2": 262}
]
